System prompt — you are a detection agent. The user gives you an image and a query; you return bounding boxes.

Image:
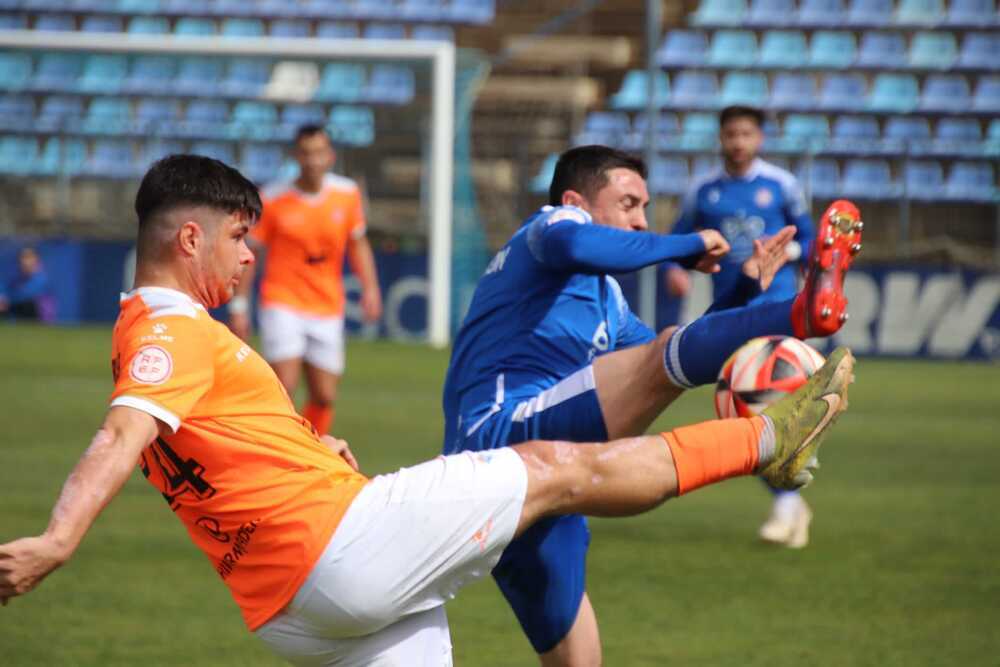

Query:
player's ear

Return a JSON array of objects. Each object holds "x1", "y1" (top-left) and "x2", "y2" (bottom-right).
[
  {"x1": 176, "y1": 220, "x2": 203, "y2": 258},
  {"x1": 561, "y1": 189, "x2": 586, "y2": 209}
]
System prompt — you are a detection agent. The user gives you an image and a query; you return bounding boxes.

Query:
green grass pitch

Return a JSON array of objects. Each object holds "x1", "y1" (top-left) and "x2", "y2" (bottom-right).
[{"x1": 2, "y1": 323, "x2": 998, "y2": 665}]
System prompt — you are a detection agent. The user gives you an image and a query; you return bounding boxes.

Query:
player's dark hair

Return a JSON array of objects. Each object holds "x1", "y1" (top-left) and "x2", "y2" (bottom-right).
[
  {"x1": 548, "y1": 145, "x2": 647, "y2": 206},
  {"x1": 719, "y1": 105, "x2": 765, "y2": 129},
  {"x1": 294, "y1": 124, "x2": 330, "y2": 144}
]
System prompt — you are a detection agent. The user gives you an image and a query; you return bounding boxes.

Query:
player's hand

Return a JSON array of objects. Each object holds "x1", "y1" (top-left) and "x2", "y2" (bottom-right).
[
  {"x1": 0, "y1": 535, "x2": 68, "y2": 606},
  {"x1": 360, "y1": 289, "x2": 382, "y2": 323},
  {"x1": 693, "y1": 230, "x2": 730, "y2": 274},
  {"x1": 742, "y1": 225, "x2": 796, "y2": 292},
  {"x1": 229, "y1": 312, "x2": 251, "y2": 341},
  {"x1": 320, "y1": 435, "x2": 360, "y2": 472},
  {"x1": 664, "y1": 266, "x2": 692, "y2": 297}
]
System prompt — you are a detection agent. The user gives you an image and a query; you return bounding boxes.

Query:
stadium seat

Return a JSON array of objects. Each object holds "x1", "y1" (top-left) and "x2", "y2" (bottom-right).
[
  {"x1": 127, "y1": 16, "x2": 169, "y2": 34},
  {"x1": 363, "y1": 23, "x2": 408, "y2": 39},
  {"x1": 314, "y1": 63, "x2": 366, "y2": 102},
  {"x1": 258, "y1": 0, "x2": 305, "y2": 18},
  {"x1": 37, "y1": 137, "x2": 87, "y2": 176},
  {"x1": 768, "y1": 73, "x2": 817, "y2": 110},
  {"x1": 846, "y1": 0, "x2": 893, "y2": 26},
  {"x1": 795, "y1": 157, "x2": 840, "y2": 197},
  {"x1": 174, "y1": 17, "x2": 216, "y2": 35},
  {"x1": 116, "y1": 0, "x2": 161, "y2": 14},
  {"x1": 648, "y1": 157, "x2": 690, "y2": 195},
  {"x1": 276, "y1": 103, "x2": 327, "y2": 141},
  {"x1": 529, "y1": 153, "x2": 558, "y2": 194},
  {"x1": 867, "y1": 73, "x2": 919, "y2": 112},
  {"x1": 77, "y1": 54, "x2": 128, "y2": 94},
  {"x1": 629, "y1": 112, "x2": 680, "y2": 150},
  {"x1": 719, "y1": 72, "x2": 768, "y2": 106},
  {"x1": 758, "y1": 30, "x2": 809, "y2": 68},
  {"x1": 776, "y1": 113, "x2": 830, "y2": 151},
  {"x1": 0, "y1": 95, "x2": 35, "y2": 131},
  {"x1": 0, "y1": 14, "x2": 28, "y2": 29},
  {"x1": 81, "y1": 15, "x2": 124, "y2": 32},
  {"x1": 81, "y1": 96, "x2": 131, "y2": 135},
  {"x1": 30, "y1": 53, "x2": 81, "y2": 92},
  {"x1": 190, "y1": 141, "x2": 235, "y2": 165},
  {"x1": 0, "y1": 52, "x2": 33, "y2": 92},
  {"x1": 173, "y1": 57, "x2": 223, "y2": 96},
  {"x1": 220, "y1": 59, "x2": 271, "y2": 97},
  {"x1": 909, "y1": 31, "x2": 958, "y2": 69},
  {"x1": 746, "y1": 0, "x2": 796, "y2": 27},
  {"x1": 36, "y1": 95, "x2": 83, "y2": 132},
  {"x1": 327, "y1": 105, "x2": 375, "y2": 146},
  {"x1": 364, "y1": 65, "x2": 415, "y2": 104},
  {"x1": 226, "y1": 101, "x2": 278, "y2": 140},
  {"x1": 353, "y1": 0, "x2": 400, "y2": 20},
  {"x1": 931, "y1": 118, "x2": 984, "y2": 157},
  {"x1": 401, "y1": 0, "x2": 447, "y2": 21},
  {"x1": 140, "y1": 139, "x2": 184, "y2": 170},
  {"x1": 221, "y1": 18, "x2": 265, "y2": 38},
  {"x1": 817, "y1": 73, "x2": 867, "y2": 111},
  {"x1": 270, "y1": 19, "x2": 311, "y2": 37},
  {"x1": 984, "y1": 119, "x2": 1000, "y2": 157},
  {"x1": 412, "y1": 25, "x2": 455, "y2": 42},
  {"x1": 241, "y1": 143, "x2": 284, "y2": 183},
  {"x1": 884, "y1": 115, "x2": 932, "y2": 154},
  {"x1": 35, "y1": 14, "x2": 75, "y2": 31},
  {"x1": 85, "y1": 139, "x2": 136, "y2": 179},
  {"x1": 448, "y1": 0, "x2": 496, "y2": 24},
  {"x1": 919, "y1": 75, "x2": 972, "y2": 112},
  {"x1": 656, "y1": 30, "x2": 708, "y2": 68},
  {"x1": 894, "y1": 0, "x2": 945, "y2": 26},
  {"x1": 691, "y1": 154, "x2": 721, "y2": 178},
  {"x1": 830, "y1": 115, "x2": 882, "y2": 154},
  {"x1": 796, "y1": 0, "x2": 845, "y2": 26},
  {"x1": 0, "y1": 136, "x2": 39, "y2": 176},
  {"x1": 902, "y1": 160, "x2": 945, "y2": 199},
  {"x1": 945, "y1": 0, "x2": 997, "y2": 26},
  {"x1": 706, "y1": 30, "x2": 757, "y2": 68},
  {"x1": 575, "y1": 111, "x2": 631, "y2": 147},
  {"x1": 973, "y1": 76, "x2": 1000, "y2": 112},
  {"x1": 609, "y1": 70, "x2": 670, "y2": 110},
  {"x1": 957, "y1": 34, "x2": 998, "y2": 71},
  {"x1": 135, "y1": 98, "x2": 181, "y2": 135},
  {"x1": 690, "y1": 0, "x2": 748, "y2": 26},
  {"x1": 316, "y1": 21, "x2": 361, "y2": 38},
  {"x1": 670, "y1": 71, "x2": 719, "y2": 109},
  {"x1": 178, "y1": 99, "x2": 229, "y2": 138},
  {"x1": 124, "y1": 55, "x2": 176, "y2": 95},
  {"x1": 677, "y1": 112, "x2": 719, "y2": 151},
  {"x1": 210, "y1": 0, "x2": 256, "y2": 18},
  {"x1": 808, "y1": 31, "x2": 857, "y2": 69},
  {"x1": 162, "y1": 0, "x2": 202, "y2": 13},
  {"x1": 856, "y1": 31, "x2": 908, "y2": 68},
  {"x1": 842, "y1": 158, "x2": 900, "y2": 198},
  {"x1": 945, "y1": 161, "x2": 995, "y2": 201}
]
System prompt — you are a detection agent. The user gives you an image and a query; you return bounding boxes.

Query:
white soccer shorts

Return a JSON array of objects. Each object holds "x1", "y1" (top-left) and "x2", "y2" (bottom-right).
[
  {"x1": 254, "y1": 447, "x2": 529, "y2": 667},
  {"x1": 258, "y1": 305, "x2": 345, "y2": 375}
]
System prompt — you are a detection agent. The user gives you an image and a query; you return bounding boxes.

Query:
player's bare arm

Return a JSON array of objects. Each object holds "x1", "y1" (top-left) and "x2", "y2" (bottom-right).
[
  {"x1": 0, "y1": 406, "x2": 160, "y2": 605},
  {"x1": 346, "y1": 234, "x2": 382, "y2": 322}
]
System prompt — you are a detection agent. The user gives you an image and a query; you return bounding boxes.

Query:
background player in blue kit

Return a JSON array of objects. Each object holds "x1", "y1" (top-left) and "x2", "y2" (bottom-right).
[
  {"x1": 664, "y1": 105, "x2": 819, "y2": 549},
  {"x1": 443, "y1": 145, "x2": 861, "y2": 666}
]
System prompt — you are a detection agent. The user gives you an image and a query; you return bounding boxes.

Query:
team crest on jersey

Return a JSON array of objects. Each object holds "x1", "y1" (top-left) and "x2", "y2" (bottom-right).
[
  {"x1": 130, "y1": 345, "x2": 173, "y2": 385},
  {"x1": 708, "y1": 188, "x2": 721, "y2": 204},
  {"x1": 546, "y1": 208, "x2": 588, "y2": 226},
  {"x1": 754, "y1": 187, "x2": 773, "y2": 208}
]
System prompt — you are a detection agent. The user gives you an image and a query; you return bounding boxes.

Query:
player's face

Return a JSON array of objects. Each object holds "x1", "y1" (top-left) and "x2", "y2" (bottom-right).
[
  {"x1": 720, "y1": 117, "x2": 763, "y2": 169},
  {"x1": 294, "y1": 133, "x2": 335, "y2": 182},
  {"x1": 583, "y1": 168, "x2": 650, "y2": 232},
  {"x1": 199, "y1": 212, "x2": 256, "y2": 308}
]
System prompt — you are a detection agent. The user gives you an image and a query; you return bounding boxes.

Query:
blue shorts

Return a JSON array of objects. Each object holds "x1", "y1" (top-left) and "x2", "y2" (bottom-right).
[{"x1": 449, "y1": 365, "x2": 608, "y2": 654}]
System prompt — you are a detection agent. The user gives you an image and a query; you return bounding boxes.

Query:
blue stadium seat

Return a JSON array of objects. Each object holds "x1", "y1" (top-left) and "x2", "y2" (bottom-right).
[
  {"x1": 85, "y1": 139, "x2": 136, "y2": 179},
  {"x1": 670, "y1": 71, "x2": 719, "y2": 109},
  {"x1": 746, "y1": 0, "x2": 796, "y2": 27},
  {"x1": 241, "y1": 143, "x2": 284, "y2": 183},
  {"x1": 830, "y1": 115, "x2": 882, "y2": 154},
  {"x1": 817, "y1": 73, "x2": 867, "y2": 111},
  {"x1": 258, "y1": 0, "x2": 306, "y2": 18},
  {"x1": 690, "y1": 0, "x2": 748, "y2": 26},
  {"x1": 314, "y1": 63, "x2": 366, "y2": 102},
  {"x1": 37, "y1": 137, "x2": 87, "y2": 176},
  {"x1": 677, "y1": 112, "x2": 719, "y2": 151},
  {"x1": 795, "y1": 157, "x2": 840, "y2": 197},
  {"x1": 127, "y1": 16, "x2": 169, "y2": 33},
  {"x1": 973, "y1": 76, "x2": 1000, "y2": 112},
  {"x1": 629, "y1": 112, "x2": 680, "y2": 150},
  {"x1": 140, "y1": 140, "x2": 184, "y2": 170},
  {"x1": 135, "y1": 98, "x2": 181, "y2": 135},
  {"x1": 190, "y1": 141, "x2": 235, "y2": 165},
  {"x1": 707, "y1": 30, "x2": 757, "y2": 68},
  {"x1": 77, "y1": 54, "x2": 128, "y2": 94},
  {"x1": 327, "y1": 105, "x2": 375, "y2": 146},
  {"x1": 363, "y1": 23, "x2": 407, "y2": 39},
  {"x1": 796, "y1": 0, "x2": 845, "y2": 26},
  {"x1": 300, "y1": 0, "x2": 351, "y2": 20},
  {"x1": 894, "y1": 0, "x2": 945, "y2": 26},
  {"x1": 931, "y1": 118, "x2": 984, "y2": 157},
  {"x1": 903, "y1": 160, "x2": 945, "y2": 199},
  {"x1": 30, "y1": 53, "x2": 81, "y2": 92},
  {"x1": 957, "y1": 34, "x2": 998, "y2": 71},
  {"x1": 0, "y1": 95, "x2": 35, "y2": 131},
  {"x1": 868, "y1": 73, "x2": 919, "y2": 112},
  {"x1": 81, "y1": 15, "x2": 123, "y2": 32},
  {"x1": 81, "y1": 96, "x2": 131, "y2": 135},
  {"x1": 364, "y1": 65, "x2": 414, "y2": 104},
  {"x1": 124, "y1": 55, "x2": 176, "y2": 95},
  {"x1": 116, "y1": 0, "x2": 161, "y2": 14},
  {"x1": 402, "y1": 0, "x2": 447, "y2": 21},
  {"x1": 0, "y1": 136, "x2": 39, "y2": 176},
  {"x1": 842, "y1": 158, "x2": 900, "y2": 198},
  {"x1": 856, "y1": 31, "x2": 907, "y2": 68},
  {"x1": 35, "y1": 14, "x2": 75, "y2": 31},
  {"x1": 270, "y1": 19, "x2": 311, "y2": 37},
  {"x1": 808, "y1": 31, "x2": 857, "y2": 68},
  {"x1": 945, "y1": 0, "x2": 996, "y2": 27},
  {"x1": 776, "y1": 113, "x2": 830, "y2": 151},
  {"x1": 448, "y1": 0, "x2": 496, "y2": 24},
  {"x1": 37, "y1": 95, "x2": 83, "y2": 132},
  {"x1": 656, "y1": 30, "x2": 708, "y2": 68},
  {"x1": 0, "y1": 52, "x2": 32, "y2": 92},
  {"x1": 353, "y1": 0, "x2": 399, "y2": 20},
  {"x1": 277, "y1": 103, "x2": 327, "y2": 140},
  {"x1": 758, "y1": 30, "x2": 809, "y2": 68},
  {"x1": 769, "y1": 73, "x2": 817, "y2": 110},
  {"x1": 610, "y1": 70, "x2": 670, "y2": 110},
  {"x1": 984, "y1": 119, "x2": 1000, "y2": 157},
  {"x1": 909, "y1": 31, "x2": 958, "y2": 69},
  {"x1": 174, "y1": 17, "x2": 216, "y2": 35},
  {"x1": 945, "y1": 162, "x2": 995, "y2": 202},
  {"x1": 220, "y1": 59, "x2": 270, "y2": 97},
  {"x1": 0, "y1": 14, "x2": 28, "y2": 29},
  {"x1": 412, "y1": 25, "x2": 455, "y2": 42},
  {"x1": 575, "y1": 111, "x2": 631, "y2": 147},
  {"x1": 691, "y1": 154, "x2": 721, "y2": 179},
  {"x1": 719, "y1": 72, "x2": 768, "y2": 106},
  {"x1": 648, "y1": 157, "x2": 690, "y2": 196},
  {"x1": 316, "y1": 21, "x2": 360, "y2": 38},
  {"x1": 846, "y1": 0, "x2": 893, "y2": 26},
  {"x1": 920, "y1": 75, "x2": 972, "y2": 112},
  {"x1": 884, "y1": 115, "x2": 932, "y2": 154},
  {"x1": 162, "y1": 0, "x2": 202, "y2": 13},
  {"x1": 226, "y1": 101, "x2": 278, "y2": 140},
  {"x1": 210, "y1": 0, "x2": 255, "y2": 17},
  {"x1": 530, "y1": 153, "x2": 558, "y2": 194},
  {"x1": 178, "y1": 99, "x2": 229, "y2": 138},
  {"x1": 221, "y1": 18, "x2": 265, "y2": 38},
  {"x1": 173, "y1": 57, "x2": 223, "y2": 96}
]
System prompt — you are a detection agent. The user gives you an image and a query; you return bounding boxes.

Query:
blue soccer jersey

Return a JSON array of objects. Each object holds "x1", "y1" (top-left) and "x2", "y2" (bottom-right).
[{"x1": 672, "y1": 158, "x2": 815, "y2": 301}]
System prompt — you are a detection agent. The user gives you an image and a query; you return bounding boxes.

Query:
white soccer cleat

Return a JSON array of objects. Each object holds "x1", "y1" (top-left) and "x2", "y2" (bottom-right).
[{"x1": 758, "y1": 495, "x2": 813, "y2": 549}]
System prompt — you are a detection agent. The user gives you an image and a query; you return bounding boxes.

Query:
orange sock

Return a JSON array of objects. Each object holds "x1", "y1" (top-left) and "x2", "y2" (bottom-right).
[
  {"x1": 660, "y1": 416, "x2": 766, "y2": 496},
  {"x1": 303, "y1": 402, "x2": 334, "y2": 436}
]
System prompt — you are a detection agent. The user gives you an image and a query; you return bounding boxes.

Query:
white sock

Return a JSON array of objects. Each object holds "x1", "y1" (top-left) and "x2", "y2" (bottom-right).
[{"x1": 757, "y1": 415, "x2": 776, "y2": 469}]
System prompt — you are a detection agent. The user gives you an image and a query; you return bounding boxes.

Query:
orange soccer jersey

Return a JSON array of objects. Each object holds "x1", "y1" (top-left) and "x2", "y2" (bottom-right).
[
  {"x1": 109, "y1": 287, "x2": 368, "y2": 630},
  {"x1": 253, "y1": 174, "x2": 366, "y2": 317}
]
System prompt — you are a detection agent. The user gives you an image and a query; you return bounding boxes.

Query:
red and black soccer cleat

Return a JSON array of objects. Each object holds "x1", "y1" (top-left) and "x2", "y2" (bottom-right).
[{"x1": 792, "y1": 200, "x2": 863, "y2": 338}]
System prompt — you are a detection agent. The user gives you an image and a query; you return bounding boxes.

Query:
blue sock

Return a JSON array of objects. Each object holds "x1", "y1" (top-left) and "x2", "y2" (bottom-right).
[{"x1": 663, "y1": 298, "x2": 796, "y2": 388}]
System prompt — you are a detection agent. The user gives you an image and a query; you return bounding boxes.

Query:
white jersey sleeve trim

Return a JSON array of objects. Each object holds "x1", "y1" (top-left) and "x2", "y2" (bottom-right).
[{"x1": 110, "y1": 395, "x2": 181, "y2": 433}]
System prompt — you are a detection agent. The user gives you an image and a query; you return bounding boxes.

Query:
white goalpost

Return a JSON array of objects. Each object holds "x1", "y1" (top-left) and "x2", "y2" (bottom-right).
[{"x1": 0, "y1": 30, "x2": 456, "y2": 347}]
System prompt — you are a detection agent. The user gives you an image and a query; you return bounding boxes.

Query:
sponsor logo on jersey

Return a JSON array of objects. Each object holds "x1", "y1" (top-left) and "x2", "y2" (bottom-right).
[{"x1": 130, "y1": 345, "x2": 173, "y2": 385}]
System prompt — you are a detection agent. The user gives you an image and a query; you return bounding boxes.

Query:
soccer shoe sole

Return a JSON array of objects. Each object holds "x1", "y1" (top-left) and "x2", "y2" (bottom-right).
[
  {"x1": 802, "y1": 200, "x2": 863, "y2": 337},
  {"x1": 759, "y1": 346, "x2": 855, "y2": 490}
]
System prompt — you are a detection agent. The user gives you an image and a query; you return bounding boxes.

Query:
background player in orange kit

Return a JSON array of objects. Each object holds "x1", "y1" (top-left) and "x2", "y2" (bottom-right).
[{"x1": 230, "y1": 125, "x2": 382, "y2": 435}]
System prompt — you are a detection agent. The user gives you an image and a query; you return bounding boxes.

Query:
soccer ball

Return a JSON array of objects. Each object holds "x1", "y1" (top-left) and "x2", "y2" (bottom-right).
[{"x1": 714, "y1": 336, "x2": 826, "y2": 419}]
